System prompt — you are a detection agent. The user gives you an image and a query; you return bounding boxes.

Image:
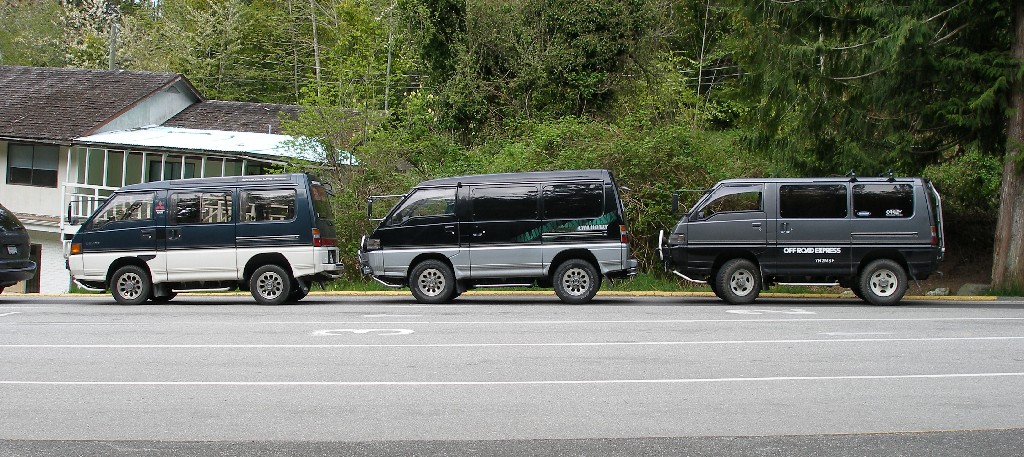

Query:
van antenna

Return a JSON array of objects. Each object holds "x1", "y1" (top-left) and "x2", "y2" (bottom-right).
[
  {"x1": 846, "y1": 170, "x2": 857, "y2": 182},
  {"x1": 881, "y1": 169, "x2": 895, "y2": 182}
]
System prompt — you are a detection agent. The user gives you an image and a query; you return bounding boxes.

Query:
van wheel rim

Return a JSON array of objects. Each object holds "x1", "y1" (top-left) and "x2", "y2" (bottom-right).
[
  {"x1": 562, "y1": 268, "x2": 591, "y2": 296},
  {"x1": 417, "y1": 268, "x2": 445, "y2": 297},
  {"x1": 117, "y1": 273, "x2": 143, "y2": 300},
  {"x1": 257, "y1": 272, "x2": 284, "y2": 299},
  {"x1": 729, "y1": 270, "x2": 754, "y2": 297},
  {"x1": 869, "y1": 269, "x2": 898, "y2": 297}
]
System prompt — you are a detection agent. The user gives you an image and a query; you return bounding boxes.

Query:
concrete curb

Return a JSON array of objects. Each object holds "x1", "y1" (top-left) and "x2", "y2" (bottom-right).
[{"x1": 6, "y1": 291, "x2": 1002, "y2": 301}]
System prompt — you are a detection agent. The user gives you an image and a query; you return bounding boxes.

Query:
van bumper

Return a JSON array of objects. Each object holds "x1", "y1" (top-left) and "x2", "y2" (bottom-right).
[{"x1": 606, "y1": 258, "x2": 638, "y2": 279}]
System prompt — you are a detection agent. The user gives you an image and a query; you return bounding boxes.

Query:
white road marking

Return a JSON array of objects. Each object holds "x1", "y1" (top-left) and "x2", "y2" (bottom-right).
[
  {"x1": 821, "y1": 332, "x2": 893, "y2": 336},
  {"x1": 5, "y1": 317, "x2": 1024, "y2": 326},
  {"x1": 2, "y1": 372, "x2": 1023, "y2": 386},
  {"x1": 3, "y1": 336, "x2": 1024, "y2": 348},
  {"x1": 726, "y1": 309, "x2": 816, "y2": 315},
  {"x1": 313, "y1": 329, "x2": 415, "y2": 336},
  {"x1": 0, "y1": 312, "x2": 20, "y2": 317},
  {"x1": 362, "y1": 314, "x2": 422, "y2": 318}
]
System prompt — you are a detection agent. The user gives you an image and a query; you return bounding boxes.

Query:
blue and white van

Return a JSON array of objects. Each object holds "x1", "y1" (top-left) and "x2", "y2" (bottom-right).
[{"x1": 66, "y1": 174, "x2": 342, "y2": 305}]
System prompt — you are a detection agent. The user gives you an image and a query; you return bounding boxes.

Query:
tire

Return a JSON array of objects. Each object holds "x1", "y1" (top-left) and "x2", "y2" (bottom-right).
[
  {"x1": 708, "y1": 279, "x2": 724, "y2": 300},
  {"x1": 553, "y1": 259, "x2": 600, "y2": 304},
  {"x1": 111, "y1": 265, "x2": 152, "y2": 306},
  {"x1": 849, "y1": 282, "x2": 865, "y2": 301},
  {"x1": 715, "y1": 259, "x2": 761, "y2": 305},
  {"x1": 409, "y1": 260, "x2": 456, "y2": 304},
  {"x1": 250, "y1": 264, "x2": 293, "y2": 306},
  {"x1": 858, "y1": 259, "x2": 907, "y2": 306},
  {"x1": 150, "y1": 292, "x2": 177, "y2": 303}
]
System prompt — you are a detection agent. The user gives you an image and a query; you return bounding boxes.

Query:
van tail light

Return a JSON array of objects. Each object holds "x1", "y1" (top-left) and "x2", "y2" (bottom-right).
[
  {"x1": 620, "y1": 225, "x2": 629, "y2": 244},
  {"x1": 312, "y1": 229, "x2": 336, "y2": 247},
  {"x1": 930, "y1": 226, "x2": 938, "y2": 246}
]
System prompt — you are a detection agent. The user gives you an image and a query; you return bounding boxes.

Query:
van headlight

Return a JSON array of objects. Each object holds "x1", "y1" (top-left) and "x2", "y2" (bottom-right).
[
  {"x1": 363, "y1": 238, "x2": 381, "y2": 251},
  {"x1": 668, "y1": 233, "x2": 686, "y2": 245}
]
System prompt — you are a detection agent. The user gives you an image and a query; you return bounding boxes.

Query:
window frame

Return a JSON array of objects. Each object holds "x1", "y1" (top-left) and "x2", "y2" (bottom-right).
[
  {"x1": 471, "y1": 184, "x2": 540, "y2": 222},
  {"x1": 240, "y1": 189, "x2": 297, "y2": 223},
  {"x1": 7, "y1": 142, "x2": 59, "y2": 188},
  {"x1": 778, "y1": 184, "x2": 849, "y2": 219}
]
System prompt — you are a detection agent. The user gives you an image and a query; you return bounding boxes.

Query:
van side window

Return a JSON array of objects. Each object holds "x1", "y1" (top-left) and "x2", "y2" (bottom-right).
[
  {"x1": 853, "y1": 184, "x2": 913, "y2": 218},
  {"x1": 779, "y1": 185, "x2": 847, "y2": 218},
  {"x1": 388, "y1": 188, "x2": 456, "y2": 226},
  {"x1": 92, "y1": 192, "x2": 154, "y2": 228},
  {"x1": 172, "y1": 192, "x2": 234, "y2": 225},
  {"x1": 543, "y1": 183, "x2": 603, "y2": 219},
  {"x1": 241, "y1": 189, "x2": 296, "y2": 222},
  {"x1": 697, "y1": 185, "x2": 762, "y2": 218},
  {"x1": 472, "y1": 185, "x2": 539, "y2": 221}
]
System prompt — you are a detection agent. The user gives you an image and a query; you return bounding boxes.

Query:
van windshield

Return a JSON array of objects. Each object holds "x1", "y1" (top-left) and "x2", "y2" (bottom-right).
[{"x1": 311, "y1": 184, "x2": 335, "y2": 222}]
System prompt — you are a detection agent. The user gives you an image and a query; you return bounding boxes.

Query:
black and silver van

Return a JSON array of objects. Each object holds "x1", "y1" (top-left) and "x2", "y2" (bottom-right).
[
  {"x1": 357, "y1": 170, "x2": 638, "y2": 304},
  {"x1": 660, "y1": 176, "x2": 944, "y2": 305},
  {"x1": 67, "y1": 174, "x2": 342, "y2": 305}
]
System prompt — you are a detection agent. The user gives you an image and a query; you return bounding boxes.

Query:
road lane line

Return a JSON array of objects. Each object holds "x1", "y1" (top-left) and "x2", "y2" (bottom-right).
[
  {"x1": 2, "y1": 372, "x2": 1023, "y2": 386},
  {"x1": 0, "y1": 312, "x2": 20, "y2": 317},
  {"x1": 6, "y1": 317, "x2": 1024, "y2": 326},
  {"x1": 3, "y1": 336, "x2": 1024, "y2": 348}
]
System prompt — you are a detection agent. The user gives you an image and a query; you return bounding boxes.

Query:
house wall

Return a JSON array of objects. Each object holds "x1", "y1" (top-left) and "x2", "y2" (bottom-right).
[
  {"x1": 96, "y1": 81, "x2": 199, "y2": 134},
  {"x1": 0, "y1": 139, "x2": 69, "y2": 223}
]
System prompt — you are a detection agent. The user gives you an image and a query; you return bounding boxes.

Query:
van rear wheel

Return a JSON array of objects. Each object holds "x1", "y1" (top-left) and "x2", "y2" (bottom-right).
[
  {"x1": 111, "y1": 265, "x2": 152, "y2": 306},
  {"x1": 250, "y1": 264, "x2": 293, "y2": 306},
  {"x1": 716, "y1": 259, "x2": 761, "y2": 305},
  {"x1": 859, "y1": 259, "x2": 907, "y2": 306},
  {"x1": 553, "y1": 259, "x2": 600, "y2": 304},
  {"x1": 410, "y1": 260, "x2": 456, "y2": 304}
]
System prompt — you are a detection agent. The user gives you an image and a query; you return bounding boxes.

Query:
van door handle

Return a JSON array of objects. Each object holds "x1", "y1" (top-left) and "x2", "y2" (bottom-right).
[
  {"x1": 444, "y1": 225, "x2": 456, "y2": 235},
  {"x1": 751, "y1": 222, "x2": 762, "y2": 231},
  {"x1": 780, "y1": 222, "x2": 792, "y2": 234},
  {"x1": 141, "y1": 229, "x2": 155, "y2": 240},
  {"x1": 168, "y1": 228, "x2": 181, "y2": 240}
]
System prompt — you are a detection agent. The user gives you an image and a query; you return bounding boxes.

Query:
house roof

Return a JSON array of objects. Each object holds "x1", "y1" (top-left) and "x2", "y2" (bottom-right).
[
  {"x1": 0, "y1": 65, "x2": 198, "y2": 143},
  {"x1": 163, "y1": 100, "x2": 301, "y2": 135},
  {"x1": 76, "y1": 126, "x2": 301, "y2": 161}
]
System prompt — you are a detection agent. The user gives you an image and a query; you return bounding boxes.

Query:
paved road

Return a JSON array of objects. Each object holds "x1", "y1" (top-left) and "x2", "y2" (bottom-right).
[{"x1": 2, "y1": 293, "x2": 1024, "y2": 455}]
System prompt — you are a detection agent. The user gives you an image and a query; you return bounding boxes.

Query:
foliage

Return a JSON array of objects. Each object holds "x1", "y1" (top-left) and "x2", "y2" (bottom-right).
[
  {"x1": 731, "y1": 1, "x2": 1015, "y2": 176},
  {"x1": 0, "y1": 0, "x2": 64, "y2": 66}
]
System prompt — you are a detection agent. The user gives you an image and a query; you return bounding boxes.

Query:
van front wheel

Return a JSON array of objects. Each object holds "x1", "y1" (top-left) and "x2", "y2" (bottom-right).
[
  {"x1": 111, "y1": 265, "x2": 152, "y2": 305},
  {"x1": 716, "y1": 259, "x2": 761, "y2": 305},
  {"x1": 859, "y1": 259, "x2": 907, "y2": 306},
  {"x1": 250, "y1": 264, "x2": 293, "y2": 305},
  {"x1": 554, "y1": 259, "x2": 600, "y2": 304},
  {"x1": 410, "y1": 260, "x2": 456, "y2": 304}
]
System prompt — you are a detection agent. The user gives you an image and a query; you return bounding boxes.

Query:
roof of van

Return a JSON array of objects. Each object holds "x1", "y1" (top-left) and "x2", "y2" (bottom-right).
[
  {"x1": 716, "y1": 176, "x2": 926, "y2": 185},
  {"x1": 115, "y1": 173, "x2": 311, "y2": 191},
  {"x1": 416, "y1": 169, "x2": 611, "y2": 187}
]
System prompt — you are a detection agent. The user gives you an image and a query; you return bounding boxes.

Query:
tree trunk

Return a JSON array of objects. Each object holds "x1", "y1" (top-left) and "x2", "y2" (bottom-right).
[{"x1": 993, "y1": 1, "x2": 1024, "y2": 290}]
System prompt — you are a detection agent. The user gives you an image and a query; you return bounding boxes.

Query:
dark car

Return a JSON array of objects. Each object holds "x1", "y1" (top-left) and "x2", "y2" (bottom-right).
[{"x1": 0, "y1": 203, "x2": 38, "y2": 293}]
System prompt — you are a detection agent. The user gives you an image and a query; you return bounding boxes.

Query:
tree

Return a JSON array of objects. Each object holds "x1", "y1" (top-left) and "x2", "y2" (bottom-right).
[
  {"x1": 992, "y1": 2, "x2": 1024, "y2": 292},
  {"x1": 731, "y1": 1, "x2": 1014, "y2": 176}
]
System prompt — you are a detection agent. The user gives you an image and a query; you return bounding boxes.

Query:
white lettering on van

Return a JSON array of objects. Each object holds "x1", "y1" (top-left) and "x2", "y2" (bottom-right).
[
  {"x1": 577, "y1": 225, "x2": 608, "y2": 231},
  {"x1": 783, "y1": 247, "x2": 842, "y2": 254}
]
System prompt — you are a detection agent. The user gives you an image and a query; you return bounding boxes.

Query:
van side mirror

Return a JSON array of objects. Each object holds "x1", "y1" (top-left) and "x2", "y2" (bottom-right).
[{"x1": 671, "y1": 192, "x2": 679, "y2": 215}]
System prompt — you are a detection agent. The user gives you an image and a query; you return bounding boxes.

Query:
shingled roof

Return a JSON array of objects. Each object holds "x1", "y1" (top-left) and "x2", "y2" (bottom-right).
[
  {"x1": 0, "y1": 66, "x2": 195, "y2": 143},
  {"x1": 163, "y1": 100, "x2": 301, "y2": 135}
]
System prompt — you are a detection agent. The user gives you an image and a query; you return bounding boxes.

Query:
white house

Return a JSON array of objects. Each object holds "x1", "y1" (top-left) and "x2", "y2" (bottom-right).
[{"x1": 0, "y1": 66, "x2": 311, "y2": 293}]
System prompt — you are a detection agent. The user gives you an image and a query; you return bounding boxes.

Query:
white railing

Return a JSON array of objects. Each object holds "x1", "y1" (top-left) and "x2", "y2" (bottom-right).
[{"x1": 60, "y1": 182, "x2": 118, "y2": 257}]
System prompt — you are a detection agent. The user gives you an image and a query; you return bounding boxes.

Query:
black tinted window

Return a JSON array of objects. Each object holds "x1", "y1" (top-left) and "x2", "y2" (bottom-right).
[
  {"x1": 854, "y1": 184, "x2": 913, "y2": 218},
  {"x1": 472, "y1": 185, "x2": 539, "y2": 221},
  {"x1": 543, "y1": 183, "x2": 603, "y2": 219},
  {"x1": 698, "y1": 185, "x2": 763, "y2": 218},
  {"x1": 779, "y1": 185, "x2": 847, "y2": 219},
  {"x1": 389, "y1": 187, "x2": 456, "y2": 225}
]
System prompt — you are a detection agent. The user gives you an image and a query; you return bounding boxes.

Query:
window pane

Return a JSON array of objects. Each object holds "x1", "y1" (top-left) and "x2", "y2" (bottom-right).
[
  {"x1": 853, "y1": 184, "x2": 913, "y2": 218},
  {"x1": 31, "y1": 169, "x2": 58, "y2": 187},
  {"x1": 472, "y1": 185, "x2": 538, "y2": 221},
  {"x1": 543, "y1": 183, "x2": 603, "y2": 219},
  {"x1": 8, "y1": 167, "x2": 32, "y2": 185},
  {"x1": 8, "y1": 145, "x2": 33, "y2": 168},
  {"x1": 201, "y1": 192, "x2": 233, "y2": 223},
  {"x1": 242, "y1": 190, "x2": 296, "y2": 222},
  {"x1": 699, "y1": 185, "x2": 763, "y2": 217},
  {"x1": 93, "y1": 193, "x2": 154, "y2": 228},
  {"x1": 388, "y1": 188, "x2": 456, "y2": 226},
  {"x1": 172, "y1": 193, "x2": 201, "y2": 224},
  {"x1": 35, "y1": 145, "x2": 59, "y2": 170},
  {"x1": 779, "y1": 185, "x2": 847, "y2": 218}
]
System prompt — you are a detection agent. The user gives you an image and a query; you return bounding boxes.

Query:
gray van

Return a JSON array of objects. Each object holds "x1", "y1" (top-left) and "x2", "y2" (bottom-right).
[
  {"x1": 357, "y1": 170, "x2": 638, "y2": 304},
  {"x1": 660, "y1": 176, "x2": 944, "y2": 305}
]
